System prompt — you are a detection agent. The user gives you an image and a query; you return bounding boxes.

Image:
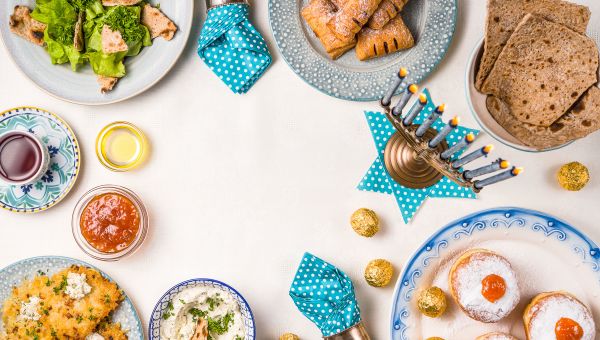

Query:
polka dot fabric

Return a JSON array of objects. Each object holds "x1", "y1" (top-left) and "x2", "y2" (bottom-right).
[
  {"x1": 357, "y1": 89, "x2": 480, "y2": 223},
  {"x1": 289, "y1": 253, "x2": 362, "y2": 337},
  {"x1": 198, "y1": 4, "x2": 272, "y2": 94}
]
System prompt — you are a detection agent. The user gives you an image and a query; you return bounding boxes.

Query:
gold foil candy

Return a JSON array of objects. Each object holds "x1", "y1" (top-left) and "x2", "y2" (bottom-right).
[
  {"x1": 364, "y1": 259, "x2": 394, "y2": 287},
  {"x1": 557, "y1": 162, "x2": 590, "y2": 191},
  {"x1": 425, "y1": 338, "x2": 445, "y2": 340},
  {"x1": 351, "y1": 208, "x2": 380, "y2": 237},
  {"x1": 417, "y1": 286, "x2": 447, "y2": 318},
  {"x1": 279, "y1": 333, "x2": 300, "y2": 340}
]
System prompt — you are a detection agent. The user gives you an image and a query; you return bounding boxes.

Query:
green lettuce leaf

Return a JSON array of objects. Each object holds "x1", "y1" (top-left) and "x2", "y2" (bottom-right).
[
  {"x1": 31, "y1": 0, "x2": 77, "y2": 25},
  {"x1": 87, "y1": 51, "x2": 126, "y2": 77},
  {"x1": 43, "y1": 27, "x2": 85, "y2": 69}
]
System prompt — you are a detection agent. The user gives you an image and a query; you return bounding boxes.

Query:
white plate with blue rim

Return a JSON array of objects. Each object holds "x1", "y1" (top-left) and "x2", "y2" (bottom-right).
[
  {"x1": 0, "y1": 0, "x2": 193, "y2": 105},
  {"x1": 0, "y1": 256, "x2": 143, "y2": 338},
  {"x1": 149, "y1": 278, "x2": 256, "y2": 339},
  {"x1": 269, "y1": 0, "x2": 457, "y2": 101},
  {"x1": 391, "y1": 207, "x2": 600, "y2": 339}
]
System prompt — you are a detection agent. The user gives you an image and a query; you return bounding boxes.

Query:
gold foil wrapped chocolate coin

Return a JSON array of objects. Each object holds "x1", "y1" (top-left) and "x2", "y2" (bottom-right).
[
  {"x1": 280, "y1": 333, "x2": 300, "y2": 340},
  {"x1": 351, "y1": 208, "x2": 380, "y2": 237},
  {"x1": 425, "y1": 337, "x2": 445, "y2": 340},
  {"x1": 557, "y1": 162, "x2": 589, "y2": 191},
  {"x1": 364, "y1": 259, "x2": 393, "y2": 287},
  {"x1": 417, "y1": 286, "x2": 447, "y2": 318}
]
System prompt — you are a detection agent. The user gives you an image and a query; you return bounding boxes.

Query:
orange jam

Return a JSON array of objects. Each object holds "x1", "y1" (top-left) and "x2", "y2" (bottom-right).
[
  {"x1": 481, "y1": 274, "x2": 506, "y2": 303},
  {"x1": 80, "y1": 193, "x2": 140, "y2": 253},
  {"x1": 555, "y1": 317, "x2": 584, "y2": 340}
]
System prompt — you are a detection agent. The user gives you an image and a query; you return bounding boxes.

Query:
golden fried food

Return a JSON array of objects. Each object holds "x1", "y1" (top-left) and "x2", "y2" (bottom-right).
[
  {"x1": 2, "y1": 265, "x2": 124, "y2": 340},
  {"x1": 97, "y1": 321, "x2": 129, "y2": 340}
]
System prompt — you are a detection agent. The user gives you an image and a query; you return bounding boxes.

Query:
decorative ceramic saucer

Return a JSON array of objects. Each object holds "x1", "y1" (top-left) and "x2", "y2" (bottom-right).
[
  {"x1": 149, "y1": 278, "x2": 256, "y2": 339},
  {"x1": 0, "y1": 256, "x2": 143, "y2": 338},
  {"x1": 0, "y1": 107, "x2": 80, "y2": 213}
]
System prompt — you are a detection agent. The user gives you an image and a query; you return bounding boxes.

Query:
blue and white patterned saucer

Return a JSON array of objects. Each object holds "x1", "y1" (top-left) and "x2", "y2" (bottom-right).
[
  {"x1": 0, "y1": 107, "x2": 80, "y2": 213},
  {"x1": 149, "y1": 278, "x2": 256, "y2": 339},
  {"x1": 268, "y1": 0, "x2": 457, "y2": 101},
  {"x1": 0, "y1": 256, "x2": 143, "y2": 339},
  {"x1": 391, "y1": 207, "x2": 600, "y2": 339}
]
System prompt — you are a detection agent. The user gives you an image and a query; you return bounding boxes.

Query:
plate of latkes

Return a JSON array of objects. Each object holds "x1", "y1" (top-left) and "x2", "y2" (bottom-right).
[
  {"x1": 269, "y1": 0, "x2": 457, "y2": 101},
  {"x1": 0, "y1": 256, "x2": 143, "y2": 339},
  {"x1": 391, "y1": 207, "x2": 600, "y2": 340}
]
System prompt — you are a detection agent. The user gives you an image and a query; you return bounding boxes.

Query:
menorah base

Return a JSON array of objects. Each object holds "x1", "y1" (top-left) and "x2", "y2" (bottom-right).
[{"x1": 383, "y1": 127, "x2": 448, "y2": 189}]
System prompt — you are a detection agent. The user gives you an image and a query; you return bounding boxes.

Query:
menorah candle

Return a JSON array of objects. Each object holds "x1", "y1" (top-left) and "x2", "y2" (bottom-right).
[
  {"x1": 416, "y1": 104, "x2": 445, "y2": 138},
  {"x1": 392, "y1": 84, "x2": 419, "y2": 117},
  {"x1": 429, "y1": 116, "x2": 459, "y2": 148},
  {"x1": 381, "y1": 67, "x2": 408, "y2": 106},
  {"x1": 402, "y1": 93, "x2": 427, "y2": 126},
  {"x1": 463, "y1": 159, "x2": 510, "y2": 180},
  {"x1": 451, "y1": 145, "x2": 493, "y2": 169},
  {"x1": 440, "y1": 133, "x2": 476, "y2": 160},
  {"x1": 474, "y1": 167, "x2": 523, "y2": 190}
]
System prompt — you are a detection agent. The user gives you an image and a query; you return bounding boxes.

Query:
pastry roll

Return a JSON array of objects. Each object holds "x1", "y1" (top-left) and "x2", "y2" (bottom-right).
[
  {"x1": 356, "y1": 15, "x2": 414, "y2": 61},
  {"x1": 367, "y1": 0, "x2": 408, "y2": 30},
  {"x1": 302, "y1": 0, "x2": 357, "y2": 59},
  {"x1": 327, "y1": 0, "x2": 383, "y2": 41}
]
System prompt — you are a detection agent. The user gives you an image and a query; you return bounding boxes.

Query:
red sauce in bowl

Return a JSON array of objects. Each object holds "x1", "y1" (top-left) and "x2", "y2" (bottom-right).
[{"x1": 80, "y1": 193, "x2": 140, "y2": 253}]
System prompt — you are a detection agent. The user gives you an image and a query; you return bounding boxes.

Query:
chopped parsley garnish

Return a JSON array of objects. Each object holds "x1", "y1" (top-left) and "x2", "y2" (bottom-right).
[
  {"x1": 179, "y1": 299, "x2": 186, "y2": 305},
  {"x1": 37, "y1": 270, "x2": 46, "y2": 276},
  {"x1": 189, "y1": 307, "x2": 208, "y2": 320},
  {"x1": 53, "y1": 275, "x2": 67, "y2": 295},
  {"x1": 104, "y1": 294, "x2": 111, "y2": 304},
  {"x1": 206, "y1": 297, "x2": 222, "y2": 311},
  {"x1": 207, "y1": 312, "x2": 234, "y2": 335},
  {"x1": 68, "y1": 0, "x2": 94, "y2": 11},
  {"x1": 47, "y1": 24, "x2": 75, "y2": 45},
  {"x1": 102, "y1": 6, "x2": 146, "y2": 43},
  {"x1": 162, "y1": 301, "x2": 175, "y2": 320},
  {"x1": 76, "y1": 315, "x2": 83, "y2": 323},
  {"x1": 45, "y1": 278, "x2": 53, "y2": 287}
]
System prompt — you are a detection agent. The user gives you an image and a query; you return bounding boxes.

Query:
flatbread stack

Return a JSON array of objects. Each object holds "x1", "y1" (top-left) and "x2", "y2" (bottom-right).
[
  {"x1": 301, "y1": 0, "x2": 414, "y2": 61},
  {"x1": 475, "y1": 0, "x2": 600, "y2": 150}
]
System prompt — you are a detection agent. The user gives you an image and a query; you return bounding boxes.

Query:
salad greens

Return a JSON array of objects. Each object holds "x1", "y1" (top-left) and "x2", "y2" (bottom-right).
[{"x1": 29, "y1": 0, "x2": 152, "y2": 78}]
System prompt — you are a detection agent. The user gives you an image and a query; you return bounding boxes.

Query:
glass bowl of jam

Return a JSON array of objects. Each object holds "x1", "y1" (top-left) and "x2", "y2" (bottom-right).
[{"x1": 72, "y1": 185, "x2": 149, "y2": 261}]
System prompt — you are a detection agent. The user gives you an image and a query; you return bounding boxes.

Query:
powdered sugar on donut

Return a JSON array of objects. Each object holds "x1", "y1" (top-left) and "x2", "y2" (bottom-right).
[
  {"x1": 528, "y1": 293, "x2": 595, "y2": 340},
  {"x1": 453, "y1": 252, "x2": 520, "y2": 323},
  {"x1": 476, "y1": 332, "x2": 518, "y2": 340}
]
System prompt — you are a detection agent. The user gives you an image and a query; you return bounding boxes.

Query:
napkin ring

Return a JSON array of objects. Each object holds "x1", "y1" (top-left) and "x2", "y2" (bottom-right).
[
  {"x1": 206, "y1": 0, "x2": 249, "y2": 11},
  {"x1": 323, "y1": 322, "x2": 371, "y2": 340}
]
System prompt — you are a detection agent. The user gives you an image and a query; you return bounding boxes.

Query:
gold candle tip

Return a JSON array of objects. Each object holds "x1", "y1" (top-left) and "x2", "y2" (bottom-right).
[
  {"x1": 500, "y1": 160, "x2": 510, "y2": 169},
  {"x1": 483, "y1": 145, "x2": 494, "y2": 154},
  {"x1": 436, "y1": 104, "x2": 446, "y2": 113},
  {"x1": 419, "y1": 93, "x2": 427, "y2": 104},
  {"x1": 408, "y1": 84, "x2": 418, "y2": 93},
  {"x1": 450, "y1": 116, "x2": 460, "y2": 126},
  {"x1": 466, "y1": 133, "x2": 475, "y2": 143},
  {"x1": 512, "y1": 167, "x2": 524, "y2": 176},
  {"x1": 399, "y1": 68, "x2": 408, "y2": 78}
]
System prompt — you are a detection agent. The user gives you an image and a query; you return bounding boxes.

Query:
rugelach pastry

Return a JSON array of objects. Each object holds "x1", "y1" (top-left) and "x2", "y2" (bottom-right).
[
  {"x1": 302, "y1": 0, "x2": 357, "y2": 59},
  {"x1": 448, "y1": 249, "x2": 520, "y2": 323},
  {"x1": 356, "y1": 15, "x2": 414, "y2": 61}
]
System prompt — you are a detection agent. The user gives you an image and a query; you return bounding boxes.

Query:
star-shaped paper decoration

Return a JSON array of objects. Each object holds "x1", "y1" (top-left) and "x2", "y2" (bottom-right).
[{"x1": 358, "y1": 89, "x2": 481, "y2": 223}]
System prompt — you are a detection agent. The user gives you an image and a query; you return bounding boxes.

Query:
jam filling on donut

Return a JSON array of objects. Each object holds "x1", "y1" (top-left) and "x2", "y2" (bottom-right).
[
  {"x1": 555, "y1": 317, "x2": 584, "y2": 340},
  {"x1": 481, "y1": 274, "x2": 506, "y2": 303}
]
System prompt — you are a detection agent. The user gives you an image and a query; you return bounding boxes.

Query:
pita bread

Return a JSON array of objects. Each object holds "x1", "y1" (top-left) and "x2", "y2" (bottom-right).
[
  {"x1": 101, "y1": 25, "x2": 128, "y2": 54},
  {"x1": 141, "y1": 4, "x2": 177, "y2": 41},
  {"x1": 475, "y1": 0, "x2": 590, "y2": 90},
  {"x1": 74, "y1": 11, "x2": 84, "y2": 51},
  {"x1": 486, "y1": 87, "x2": 600, "y2": 150},
  {"x1": 102, "y1": 0, "x2": 142, "y2": 6},
  {"x1": 9, "y1": 5, "x2": 46, "y2": 46},
  {"x1": 97, "y1": 75, "x2": 119, "y2": 93},
  {"x1": 481, "y1": 14, "x2": 598, "y2": 127}
]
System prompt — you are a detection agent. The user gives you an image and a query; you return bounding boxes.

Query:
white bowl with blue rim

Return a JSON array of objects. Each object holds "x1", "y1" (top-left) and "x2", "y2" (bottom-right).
[
  {"x1": 390, "y1": 207, "x2": 600, "y2": 339},
  {"x1": 149, "y1": 278, "x2": 256, "y2": 339}
]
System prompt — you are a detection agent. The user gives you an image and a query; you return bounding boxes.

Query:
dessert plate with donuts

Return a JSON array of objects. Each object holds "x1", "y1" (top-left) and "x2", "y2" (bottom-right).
[{"x1": 391, "y1": 207, "x2": 600, "y2": 339}]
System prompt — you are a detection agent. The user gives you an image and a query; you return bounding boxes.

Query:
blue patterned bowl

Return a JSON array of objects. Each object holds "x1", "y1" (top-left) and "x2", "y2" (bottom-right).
[
  {"x1": 269, "y1": 0, "x2": 457, "y2": 101},
  {"x1": 149, "y1": 278, "x2": 256, "y2": 339}
]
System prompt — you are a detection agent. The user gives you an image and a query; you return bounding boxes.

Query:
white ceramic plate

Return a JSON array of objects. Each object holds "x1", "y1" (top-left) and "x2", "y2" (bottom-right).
[
  {"x1": 391, "y1": 207, "x2": 600, "y2": 339},
  {"x1": 0, "y1": 0, "x2": 193, "y2": 105}
]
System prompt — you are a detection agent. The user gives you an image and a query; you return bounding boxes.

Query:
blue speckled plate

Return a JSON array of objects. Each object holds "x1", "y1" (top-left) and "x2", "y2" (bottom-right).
[
  {"x1": 149, "y1": 278, "x2": 256, "y2": 339},
  {"x1": 0, "y1": 107, "x2": 80, "y2": 213},
  {"x1": 0, "y1": 256, "x2": 143, "y2": 339},
  {"x1": 269, "y1": 0, "x2": 457, "y2": 101},
  {"x1": 391, "y1": 207, "x2": 600, "y2": 339}
]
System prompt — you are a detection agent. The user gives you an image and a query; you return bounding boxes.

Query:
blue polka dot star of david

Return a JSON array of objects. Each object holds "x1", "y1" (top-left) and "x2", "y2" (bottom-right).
[
  {"x1": 358, "y1": 89, "x2": 480, "y2": 223},
  {"x1": 198, "y1": 3, "x2": 272, "y2": 94},
  {"x1": 289, "y1": 253, "x2": 362, "y2": 337}
]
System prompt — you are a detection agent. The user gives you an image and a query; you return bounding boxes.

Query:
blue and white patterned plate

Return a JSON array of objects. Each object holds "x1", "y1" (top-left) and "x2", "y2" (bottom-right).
[
  {"x1": 0, "y1": 107, "x2": 80, "y2": 213},
  {"x1": 269, "y1": 0, "x2": 457, "y2": 101},
  {"x1": 0, "y1": 256, "x2": 143, "y2": 339},
  {"x1": 391, "y1": 207, "x2": 600, "y2": 339},
  {"x1": 149, "y1": 278, "x2": 256, "y2": 339}
]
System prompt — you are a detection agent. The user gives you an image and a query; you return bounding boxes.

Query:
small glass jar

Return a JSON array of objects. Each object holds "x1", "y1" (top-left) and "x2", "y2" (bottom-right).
[
  {"x1": 72, "y1": 185, "x2": 149, "y2": 261},
  {"x1": 95, "y1": 122, "x2": 147, "y2": 172}
]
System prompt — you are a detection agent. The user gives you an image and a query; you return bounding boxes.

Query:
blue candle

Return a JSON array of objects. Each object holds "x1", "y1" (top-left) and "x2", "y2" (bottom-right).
[
  {"x1": 402, "y1": 93, "x2": 427, "y2": 126},
  {"x1": 392, "y1": 84, "x2": 419, "y2": 117},
  {"x1": 440, "y1": 133, "x2": 476, "y2": 160},
  {"x1": 381, "y1": 67, "x2": 408, "y2": 107},
  {"x1": 416, "y1": 104, "x2": 445, "y2": 138},
  {"x1": 464, "y1": 159, "x2": 510, "y2": 180},
  {"x1": 429, "y1": 116, "x2": 459, "y2": 148},
  {"x1": 474, "y1": 167, "x2": 523, "y2": 190},
  {"x1": 451, "y1": 145, "x2": 493, "y2": 169}
]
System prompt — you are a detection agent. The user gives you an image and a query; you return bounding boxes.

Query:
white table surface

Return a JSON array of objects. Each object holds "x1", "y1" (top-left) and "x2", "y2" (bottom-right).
[{"x1": 1, "y1": 0, "x2": 600, "y2": 338}]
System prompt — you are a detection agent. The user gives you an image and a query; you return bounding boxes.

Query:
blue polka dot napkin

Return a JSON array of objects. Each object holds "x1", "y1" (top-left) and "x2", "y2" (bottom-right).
[
  {"x1": 289, "y1": 253, "x2": 362, "y2": 337},
  {"x1": 198, "y1": 3, "x2": 272, "y2": 94},
  {"x1": 357, "y1": 89, "x2": 480, "y2": 223}
]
